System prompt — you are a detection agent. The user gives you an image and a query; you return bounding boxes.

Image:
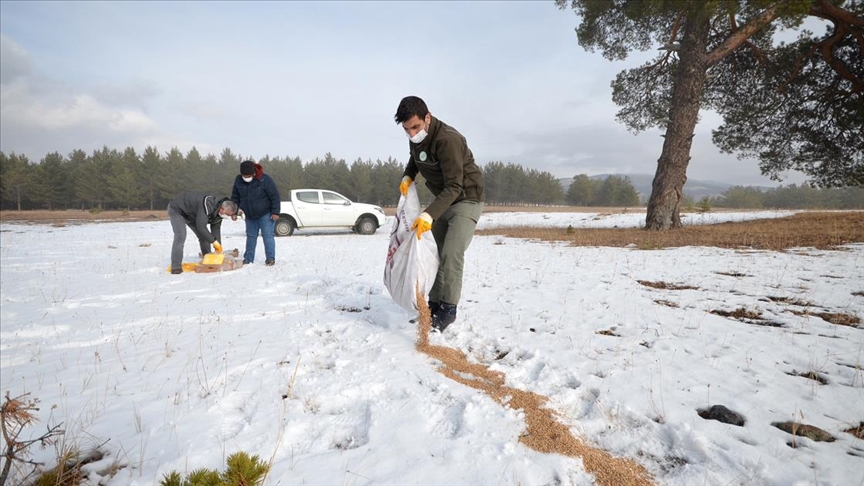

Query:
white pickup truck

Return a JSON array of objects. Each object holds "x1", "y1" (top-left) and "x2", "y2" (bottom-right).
[{"x1": 275, "y1": 189, "x2": 387, "y2": 237}]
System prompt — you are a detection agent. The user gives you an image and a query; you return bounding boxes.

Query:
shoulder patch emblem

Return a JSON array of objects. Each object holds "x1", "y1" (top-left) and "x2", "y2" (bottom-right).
[{"x1": 419, "y1": 151, "x2": 427, "y2": 162}]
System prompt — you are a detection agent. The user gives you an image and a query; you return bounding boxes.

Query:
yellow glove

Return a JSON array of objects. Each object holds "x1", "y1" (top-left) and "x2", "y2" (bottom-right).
[
  {"x1": 399, "y1": 176, "x2": 413, "y2": 196},
  {"x1": 410, "y1": 212, "x2": 432, "y2": 240},
  {"x1": 212, "y1": 240, "x2": 223, "y2": 253}
]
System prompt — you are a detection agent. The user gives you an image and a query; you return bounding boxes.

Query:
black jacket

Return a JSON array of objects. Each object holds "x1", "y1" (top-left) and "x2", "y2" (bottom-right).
[
  {"x1": 168, "y1": 192, "x2": 227, "y2": 244},
  {"x1": 231, "y1": 163, "x2": 281, "y2": 220}
]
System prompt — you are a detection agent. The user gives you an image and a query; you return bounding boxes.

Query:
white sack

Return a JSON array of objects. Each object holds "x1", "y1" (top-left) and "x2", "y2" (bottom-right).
[{"x1": 383, "y1": 184, "x2": 439, "y2": 312}]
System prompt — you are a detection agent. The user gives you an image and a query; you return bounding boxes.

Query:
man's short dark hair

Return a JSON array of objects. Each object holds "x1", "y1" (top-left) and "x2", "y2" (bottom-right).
[{"x1": 394, "y1": 96, "x2": 429, "y2": 124}]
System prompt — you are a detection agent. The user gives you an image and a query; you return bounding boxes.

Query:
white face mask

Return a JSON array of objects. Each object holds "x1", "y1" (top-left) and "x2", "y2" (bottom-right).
[
  {"x1": 409, "y1": 129, "x2": 427, "y2": 144},
  {"x1": 242, "y1": 176, "x2": 253, "y2": 183}
]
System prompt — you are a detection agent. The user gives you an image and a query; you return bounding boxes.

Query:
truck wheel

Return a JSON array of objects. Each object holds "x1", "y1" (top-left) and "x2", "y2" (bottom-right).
[
  {"x1": 356, "y1": 216, "x2": 377, "y2": 235},
  {"x1": 275, "y1": 217, "x2": 295, "y2": 237}
]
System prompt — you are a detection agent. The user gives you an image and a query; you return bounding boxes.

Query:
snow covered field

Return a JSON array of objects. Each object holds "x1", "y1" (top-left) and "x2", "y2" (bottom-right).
[{"x1": 1, "y1": 211, "x2": 862, "y2": 486}]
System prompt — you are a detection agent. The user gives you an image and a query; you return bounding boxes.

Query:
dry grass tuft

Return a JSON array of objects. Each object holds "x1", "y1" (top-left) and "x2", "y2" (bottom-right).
[
  {"x1": 845, "y1": 422, "x2": 864, "y2": 439},
  {"x1": 414, "y1": 290, "x2": 652, "y2": 486},
  {"x1": 812, "y1": 311, "x2": 860, "y2": 326},
  {"x1": 710, "y1": 308, "x2": 786, "y2": 327},
  {"x1": 653, "y1": 299, "x2": 679, "y2": 308},
  {"x1": 637, "y1": 280, "x2": 699, "y2": 291},
  {"x1": 787, "y1": 371, "x2": 828, "y2": 385},
  {"x1": 789, "y1": 309, "x2": 861, "y2": 326},
  {"x1": 715, "y1": 271, "x2": 750, "y2": 277},
  {"x1": 765, "y1": 296, "x2": 812, "y2": 306},
  {"x1": 711, "y1": 308, "x2": 764, "y2": 320},
  {"x1": 477, "y1": 211, "x2": 864, "y2": 251},
  {"x1": 33, "y1": 449, "x2": 106, "y2": 486},
  {"x1": 772, "y1": 421, "x2": 835, "y2": 442},
  {"x1": 1, "y1": 393, "x2": 66, "y2": 486}
]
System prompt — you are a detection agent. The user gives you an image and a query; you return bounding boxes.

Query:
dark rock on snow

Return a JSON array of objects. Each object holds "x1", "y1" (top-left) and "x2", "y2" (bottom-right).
[{"x1": 697, "y1": 405, "x2": 746, "y2": 427}]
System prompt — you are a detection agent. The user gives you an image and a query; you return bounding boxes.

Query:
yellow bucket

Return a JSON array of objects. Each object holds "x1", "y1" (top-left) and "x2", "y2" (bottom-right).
[
  {"x1": 166, "y1": 262, "x2": 200, "y2": 273},
  {"x1": 201, "y1": 253, "x2": 225, "y2": 265}
]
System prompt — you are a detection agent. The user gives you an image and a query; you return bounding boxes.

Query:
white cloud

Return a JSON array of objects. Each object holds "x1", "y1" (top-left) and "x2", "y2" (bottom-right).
[
  {"x1": 0, "y1": 33, "x2": 31, "y2": 84},
  {"x1": 0, "y1": 31, "x2": 209, "y2": 159},
  {"x1": 177, "y1": 102, "x2": 226, "y2": 121},
  {"x1": 2, "y1": 92, "x2": 157, "y2": 132},
  {"x1": 0, "y1": 2, "x2": 817, "y2": 186},
  {"x1": 92, "y1": 79, "x2": 161, "y2": 111}
]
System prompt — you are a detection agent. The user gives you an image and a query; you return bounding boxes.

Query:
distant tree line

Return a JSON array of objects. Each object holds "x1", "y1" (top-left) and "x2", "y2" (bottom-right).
[
  {"x1": 701, "y1": 184, "x2": 864, "y2": 210},
  {"x1": 0, "y1": 147, "x2": 404, "y2": 211},
  {"x1": 3, "y1": 146, "x2": 860, "y2": 212},
  {"x1": 566, "y1": 174, "x2": 641, "y2": 207},
  {"x1": 0, "y1": 147, "x2": 570, "y2": 211},
  {"x1": 482, "y1": 161, "x2": 564, "y2": 206}
]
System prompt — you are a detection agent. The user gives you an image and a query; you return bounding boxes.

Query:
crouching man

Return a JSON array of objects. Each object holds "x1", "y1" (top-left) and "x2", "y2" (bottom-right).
[{"x1": 168, "y1": 192, "x2": 237, "y2": 274}]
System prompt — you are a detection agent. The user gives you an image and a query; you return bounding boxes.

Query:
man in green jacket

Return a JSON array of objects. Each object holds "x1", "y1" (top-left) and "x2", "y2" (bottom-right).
[{"x1": 395, "y1": 95, "x2": 485, "y2": 332}]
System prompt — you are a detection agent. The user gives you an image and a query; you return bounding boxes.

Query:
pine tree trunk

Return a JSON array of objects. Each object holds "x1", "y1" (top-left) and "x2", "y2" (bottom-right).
[{"x1": 645, "y1": 9, "x2": 710, "y2": 230}]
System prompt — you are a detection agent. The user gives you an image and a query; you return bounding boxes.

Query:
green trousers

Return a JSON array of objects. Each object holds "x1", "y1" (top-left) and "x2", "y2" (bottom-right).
[{"x1": 429, "y1": 200, "x2": 483, "y2": 306}]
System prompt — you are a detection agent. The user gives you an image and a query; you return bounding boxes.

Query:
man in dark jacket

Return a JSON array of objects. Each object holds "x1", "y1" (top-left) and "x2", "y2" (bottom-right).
[
  {"x1": 231, "y1": 160, "x2": 281, "y2": 266},
  {"x1": 168, "y1": 192, "x2": 237, "y2": 274},
  {"x1": 394, "y1": 95, "x2": 485, "y2": 332}
]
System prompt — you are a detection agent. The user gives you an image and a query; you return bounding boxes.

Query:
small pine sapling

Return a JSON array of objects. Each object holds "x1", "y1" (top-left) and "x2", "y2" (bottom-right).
[{"x1": 159, "y1": 452, "x2": 270, "y2": 486}]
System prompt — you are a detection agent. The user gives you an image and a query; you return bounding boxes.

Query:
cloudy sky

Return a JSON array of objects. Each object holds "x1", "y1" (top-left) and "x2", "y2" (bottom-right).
[{"x1": 1, "y1": 1, "x2": 805, "y2": 186}]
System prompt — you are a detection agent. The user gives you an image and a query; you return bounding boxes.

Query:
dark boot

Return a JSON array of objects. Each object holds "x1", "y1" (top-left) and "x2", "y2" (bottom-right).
[
  {"x1": 427, "y1": 301, "x2": 441, "y2": 317},
  {"x1": 431, "y1": 303, "x2": 457, "y2": 332}
]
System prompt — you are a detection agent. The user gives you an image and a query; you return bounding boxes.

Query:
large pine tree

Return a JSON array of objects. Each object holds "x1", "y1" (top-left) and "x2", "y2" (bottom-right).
[{"x1": 557, "y1": 0, "x2": 863, "y2": 229}]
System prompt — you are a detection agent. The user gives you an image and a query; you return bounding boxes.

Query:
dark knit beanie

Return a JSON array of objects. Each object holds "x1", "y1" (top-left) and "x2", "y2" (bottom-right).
[{"x1": 240, "y1": 161, "x2": 255, "y2": 176}]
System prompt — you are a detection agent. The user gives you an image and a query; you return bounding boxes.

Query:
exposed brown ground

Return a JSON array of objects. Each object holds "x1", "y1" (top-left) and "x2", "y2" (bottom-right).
[
  {"x1": 0, "y1": 209, "x2": 166, "y2": 224},
  {"x1": 477, "y1": 211, "x2": 864, "y2": 251},
  {"x1": 4, "y1": 210, "x2": 861, "y2": 251},
  {"x1": 0, "y1": 210, "x2": 864, "y2": 250},
  {"x1": 0, "y1": 206, "x2": 609, "y2": 222}
]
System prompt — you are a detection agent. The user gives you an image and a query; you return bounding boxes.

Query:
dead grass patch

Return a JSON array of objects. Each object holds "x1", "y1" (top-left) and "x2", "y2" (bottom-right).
[
  {"x1": 765, "y1": 296, "x2": 812, "y2": 306},
  {"x1": 595, "y1": 328, "x2": 620, "y2": 337},
  {"x1": 483, "y1": 205, "x2": 640, "y2": 214},
  {"x1": 637, "y1": 280, "x2": 699, "y2": 291},
  {"x1": 653, "y1": 299, "x2": 679, "y2": 308},
  {"x1": 814, "y1": 311, "x2": 859, "y2": 326},
  {"x1": 710, "y1": 308, "x2": 785, "y2": 327},
  {"x1": 844, "y1": 422, "x2": 864, "y2": 439},
  {"x1": 772, "y1": 421, "x2": 835, "y2": 442},
  {"x1": 787, "y1": 371, "x2": 828, "y2": 385},
  {"x1": 334, "y1": 305, "x2": 367, "y2": 313},
  {"x1": 789, "y1": 309, "x2": 861, "y2": 326},
  {"x1": 414, "y1": 292, "x2": 652, "y2": 486},
  {"x1": 476, "y1": 212, "x2": 864, "y2": 251},
  {"x1": 715, "y1": 271, "x2": 750, "y2": 277},
  {"x1": 712, "y1": 308, "x2": 763, "y2": 320}
]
